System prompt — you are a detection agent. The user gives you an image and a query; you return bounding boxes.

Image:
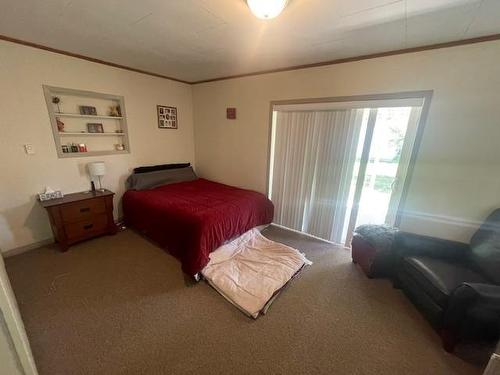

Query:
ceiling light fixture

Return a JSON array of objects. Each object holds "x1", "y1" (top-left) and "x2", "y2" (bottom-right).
[{"x1": 247, "y1": 0, "x2": 288, "y2": 20}]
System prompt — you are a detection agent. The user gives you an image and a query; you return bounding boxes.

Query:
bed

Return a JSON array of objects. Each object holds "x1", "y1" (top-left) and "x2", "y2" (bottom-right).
[{"x1": 122, "y1": 165, "x2": 274, "y2": 276}]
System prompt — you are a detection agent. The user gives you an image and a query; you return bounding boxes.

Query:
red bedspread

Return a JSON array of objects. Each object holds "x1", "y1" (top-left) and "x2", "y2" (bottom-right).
[{"x1": 122, "y1": 178, "x2": 274, "y2": 275}]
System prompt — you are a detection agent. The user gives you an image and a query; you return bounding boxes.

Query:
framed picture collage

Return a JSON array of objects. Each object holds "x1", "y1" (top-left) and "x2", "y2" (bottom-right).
[{"x1": 157, "y1": 105, "x2": 178, "y2": 129}]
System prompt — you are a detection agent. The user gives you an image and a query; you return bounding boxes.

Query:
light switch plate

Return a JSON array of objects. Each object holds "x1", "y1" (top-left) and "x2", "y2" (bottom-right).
[{"x1": 24, "y1": 144, "x2": 35, "y2": 154}]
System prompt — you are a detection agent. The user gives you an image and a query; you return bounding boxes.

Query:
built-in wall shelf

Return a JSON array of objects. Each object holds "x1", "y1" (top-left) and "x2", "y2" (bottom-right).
[
  {"x1": 43, "y1": 85, "x2": 131, "y2": 158},
  {"x1": 54, "y1": 113, "x2": 124, "y2": 120},
  {"x1": 59, "y1": 150, "x2": 129, "y2": 158},
  {"x1": 59, "y1": 132, "x2": 126, "y2": 136}
]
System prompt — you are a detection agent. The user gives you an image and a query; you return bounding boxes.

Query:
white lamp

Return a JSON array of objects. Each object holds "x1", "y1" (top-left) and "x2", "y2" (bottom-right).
[
  {"x1": 247, "y1": 0, "x2": 288, "y2": 19},
  {"x1": 88, "y1": 161, "x2": 106, "y2": 191}
]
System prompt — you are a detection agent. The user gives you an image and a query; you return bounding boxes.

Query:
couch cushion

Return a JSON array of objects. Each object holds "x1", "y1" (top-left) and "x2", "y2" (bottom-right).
[
  {"x1": 402, "y1": 256, "x2": 487, "y2": 307},
  {"x1": 469, "y1": 208, "x2": 500, "y2": 284}
]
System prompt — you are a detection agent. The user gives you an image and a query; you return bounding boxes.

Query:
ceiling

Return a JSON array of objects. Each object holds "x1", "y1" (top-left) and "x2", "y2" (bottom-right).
[{"x1": 0, "y1": 0, "x2": 499, "y2": 83}]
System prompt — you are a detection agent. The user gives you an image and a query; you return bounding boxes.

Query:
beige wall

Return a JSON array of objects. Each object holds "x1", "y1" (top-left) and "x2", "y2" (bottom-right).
[
  {"x1": 2, "y1": 39, "x2": 499, "y2": 250},
  {"x1": 0, "y1": 40, "x2": 195, "y2": 252},
  {"x1": 193, "y1": 41, "x2": 500, "y2": 243}
]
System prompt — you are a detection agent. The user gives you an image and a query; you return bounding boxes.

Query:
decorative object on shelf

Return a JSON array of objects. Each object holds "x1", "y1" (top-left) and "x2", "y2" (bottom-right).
[
  {"x1": 56, "y1": 117, "x2": 65, "y2": 132},
  {"x1": 114, "y1": 144, "x2": 125, "y2": 151},
  {"x1": 62, "y1": 143, "x2": 87, "y2": 153},
  {"x1": 52, "y1": 96, "x2": 62, "y2": 113},
  {"x1": 88, "y1": 161, "x2": 106, "y2": 191},
  {"x1": 247, "y1": 0, "x2": 288, "y2": 19},
  {"x1": 79, "y1": 105, "x2": 97, "y2": 115},
  {"x1": 115, "y1": 129, "x2": 124, "y2": 133},
  {"x1": 226, "y1": 107, "x2": 237, "y2": 119},
  {"x1": 38, "y1": 187, "x2": 64, "y2": 201},
  {"x1": 109, "y1": 105, "x2": 121, "y2": 117},
  {"x1": 157, "y1": 105, "x2": 178, "y2": 129},
  {"x1": 87, "y1": 123, "x2": 104, "y2": 133}
]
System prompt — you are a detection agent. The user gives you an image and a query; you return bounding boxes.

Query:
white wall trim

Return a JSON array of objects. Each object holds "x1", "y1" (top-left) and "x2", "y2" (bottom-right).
[
  {"x1": 400, "y1": 210, "x2": 482, "y2": 230},
  {"x1": 3, "y1": 239, "x2": 54, "y2": 258},
  {"x1": 270, "y1": 223, "x2": 350, "y2": 249},
  {"x1": 3, "y1": 217, "x2": 126, "y2": 258}
]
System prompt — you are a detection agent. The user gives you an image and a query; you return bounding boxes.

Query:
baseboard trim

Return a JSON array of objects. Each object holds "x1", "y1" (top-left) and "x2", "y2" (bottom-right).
[
  {"x1": 2, "y1": 239, "x2": 54, "y2": 258},
  {"x1": 2, "y1": 219, "x2": 126, "y2": 258},
  {"x1": 270, "y1": 223, "x2": 349, "y2": 249}
]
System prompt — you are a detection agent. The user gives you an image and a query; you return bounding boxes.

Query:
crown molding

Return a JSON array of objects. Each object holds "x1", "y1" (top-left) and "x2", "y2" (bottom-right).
[
  {"x1": 2, "y1": 33, "x2": 500, "y2": 85},
  {"x1": 192, "y1": 34, "x2": 500, "y2": 84},
  {"x1": 0, "y1": 34, "x2": 190, "y2": 84}
]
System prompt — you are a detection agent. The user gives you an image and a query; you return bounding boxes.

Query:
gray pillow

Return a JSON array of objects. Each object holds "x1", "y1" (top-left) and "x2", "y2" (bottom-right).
[{"x1": 126, "y1": 166, "x2": 197, "y2": 190}]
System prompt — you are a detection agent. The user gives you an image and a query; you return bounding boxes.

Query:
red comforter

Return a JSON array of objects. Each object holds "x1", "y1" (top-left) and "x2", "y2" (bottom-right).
[{"x1": 122, "y1": 178, "x2": 274, "y2": 275}]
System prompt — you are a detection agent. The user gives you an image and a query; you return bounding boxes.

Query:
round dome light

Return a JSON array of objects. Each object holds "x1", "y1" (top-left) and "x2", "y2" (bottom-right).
[{"x1": 247, "y1": 0, "x2": 288, "y2": 20}]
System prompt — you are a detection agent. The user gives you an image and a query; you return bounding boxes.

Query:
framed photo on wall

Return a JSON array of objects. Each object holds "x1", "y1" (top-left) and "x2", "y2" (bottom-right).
[
  {"x1": 79, "y1": 106, "x2": 97, "y2": 115},
  {"x1": 87, "y1": 123, "x2": 104, "y2": 133},
  {"x1": 157, "y1": 105, "x2": 178, "y2": 129}
]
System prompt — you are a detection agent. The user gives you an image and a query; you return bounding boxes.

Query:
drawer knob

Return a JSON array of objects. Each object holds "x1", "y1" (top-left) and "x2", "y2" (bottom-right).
[
  {"x1": 80, "y1": 207, "x2": 91, "y2": 213},
  {"x1": 83, "y1": 224, "x2": 94, "y2": 230}
]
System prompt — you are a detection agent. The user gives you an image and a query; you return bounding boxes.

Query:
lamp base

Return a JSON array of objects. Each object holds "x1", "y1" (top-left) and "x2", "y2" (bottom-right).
[{"x1": 97, "y1": 176, "x2": 105, "y2": 192}]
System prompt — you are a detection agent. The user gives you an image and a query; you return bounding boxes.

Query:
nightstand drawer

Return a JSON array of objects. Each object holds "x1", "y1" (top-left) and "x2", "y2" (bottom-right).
[
  {"x1": 61, "y1": 198, "x2": 106, "y2": 223},
  {"x1": 64, "y1": 214, "x2": 109, "y2": 240}
]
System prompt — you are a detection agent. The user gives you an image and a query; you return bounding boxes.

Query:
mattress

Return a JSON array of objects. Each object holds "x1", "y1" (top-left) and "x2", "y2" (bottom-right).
[
  {"x1": 202, "y1": 228, "x2": 312, "y2": 318},
  {"x1": 123, "y1": 178, "x2": 274, "y2": 275}
]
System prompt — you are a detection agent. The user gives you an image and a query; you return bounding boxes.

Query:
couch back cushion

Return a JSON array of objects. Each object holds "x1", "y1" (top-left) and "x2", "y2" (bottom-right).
[{"x1": 469, "y1": 209, "x2": 500, "y2": 284}]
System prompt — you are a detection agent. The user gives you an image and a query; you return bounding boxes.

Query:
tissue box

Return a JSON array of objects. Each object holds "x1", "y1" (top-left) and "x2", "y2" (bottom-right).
[{"x1": 38, "y1": 191, "x2": 64, "y2": 201}]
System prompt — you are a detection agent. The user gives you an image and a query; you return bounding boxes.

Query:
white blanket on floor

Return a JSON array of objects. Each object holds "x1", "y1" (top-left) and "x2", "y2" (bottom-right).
[{"x1": 202, "y1": 228, "x2": 312, "y2": 318}]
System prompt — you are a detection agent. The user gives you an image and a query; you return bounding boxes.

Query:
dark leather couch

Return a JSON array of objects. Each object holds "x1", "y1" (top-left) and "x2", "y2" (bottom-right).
[{"x1": 393, "y1": 209, "x2": 500, "y2": 351}]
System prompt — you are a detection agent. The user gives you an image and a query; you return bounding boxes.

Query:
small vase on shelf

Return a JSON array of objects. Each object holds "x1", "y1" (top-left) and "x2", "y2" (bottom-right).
[
  {"x1": 52, "y1": 96, "x2": 62, "y2": 113},
  {"x1": 56, "y1": 117, "x2": 65, "y2": 132}
]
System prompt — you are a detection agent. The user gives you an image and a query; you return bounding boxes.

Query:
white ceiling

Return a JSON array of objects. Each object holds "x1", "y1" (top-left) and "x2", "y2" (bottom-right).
[{"x1": 0, "y1": 0, "x2": 499, "y2": 83}]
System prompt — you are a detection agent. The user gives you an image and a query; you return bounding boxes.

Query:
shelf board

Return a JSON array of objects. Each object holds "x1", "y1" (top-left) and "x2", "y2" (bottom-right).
[
  {"x1": 54, "y1": 113, "x2": 123, "y2": 120},
  {"x1": 59, "y1": 132, "x2": 125, "y2": 136},
  {"x1": 59, "y1": 150, "x2": 129, "y2": 158}
]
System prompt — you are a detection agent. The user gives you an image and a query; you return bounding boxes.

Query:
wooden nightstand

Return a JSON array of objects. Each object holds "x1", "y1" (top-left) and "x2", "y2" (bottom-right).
[{"x1": 40, "y1": 189, "x2": 117, "y2": 251}]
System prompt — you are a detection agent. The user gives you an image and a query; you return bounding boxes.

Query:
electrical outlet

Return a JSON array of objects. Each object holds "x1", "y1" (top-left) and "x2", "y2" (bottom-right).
[{"x1": 24, "y1": 144, "x2": 35, "y2": 155}]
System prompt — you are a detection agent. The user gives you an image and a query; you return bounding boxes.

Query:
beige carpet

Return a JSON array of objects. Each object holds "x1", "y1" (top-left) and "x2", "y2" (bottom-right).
[{"x1": 5, "y1": 226, "x2": 479, "y2": 375}]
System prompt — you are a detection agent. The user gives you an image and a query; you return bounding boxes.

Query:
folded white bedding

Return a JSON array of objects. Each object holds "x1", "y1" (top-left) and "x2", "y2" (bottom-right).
[{"x1": 202, "y1": 228, "x2": 312, "y2": 318}]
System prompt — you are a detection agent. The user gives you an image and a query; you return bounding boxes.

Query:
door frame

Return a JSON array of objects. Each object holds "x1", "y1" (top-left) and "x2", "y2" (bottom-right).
[
  {"x1": 266, "y1": 90, "x2": 433, "y2": 237},
  {"x1": 0, "y1": 255, "x2": 38, "y2": 374}
]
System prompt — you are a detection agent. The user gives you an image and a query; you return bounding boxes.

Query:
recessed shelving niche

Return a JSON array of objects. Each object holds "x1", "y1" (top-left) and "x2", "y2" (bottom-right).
[{"x1": 43, "y1": 85, "x2": 131, "y2": 158}]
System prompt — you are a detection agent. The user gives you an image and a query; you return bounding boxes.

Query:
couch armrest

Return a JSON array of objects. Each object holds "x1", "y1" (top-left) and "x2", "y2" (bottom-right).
[
  {"x1": 451, "y1": 283, "x2": 500, "y2": 304},
  {"x1": 444, "y1": 283, "x2": 500, "y2": 333},
  {"x1": 392, "y1": 231, "x2": 470, "y2": 260}
]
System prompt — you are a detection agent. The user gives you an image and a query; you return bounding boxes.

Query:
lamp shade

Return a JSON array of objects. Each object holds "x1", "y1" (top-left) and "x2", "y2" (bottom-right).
[{"x1": 88, "y1": 161, "x2": 106, "y2": 177}]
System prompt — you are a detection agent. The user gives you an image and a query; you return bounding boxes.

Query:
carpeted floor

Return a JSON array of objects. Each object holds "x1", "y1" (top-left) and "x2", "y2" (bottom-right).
[{"x1": 5, "y1": 226, "x2": 480, "y2": 375}]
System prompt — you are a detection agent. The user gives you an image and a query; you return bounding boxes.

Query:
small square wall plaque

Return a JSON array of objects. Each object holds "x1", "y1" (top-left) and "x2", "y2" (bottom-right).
[{"x1": 226, "y1": 107, "x2": 236, "y2": 120}]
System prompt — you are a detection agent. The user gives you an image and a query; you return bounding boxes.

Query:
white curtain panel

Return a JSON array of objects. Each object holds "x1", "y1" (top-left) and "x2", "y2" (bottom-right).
[{"x1": 272, "y1": 109, "x2": 363, "y2": 243}]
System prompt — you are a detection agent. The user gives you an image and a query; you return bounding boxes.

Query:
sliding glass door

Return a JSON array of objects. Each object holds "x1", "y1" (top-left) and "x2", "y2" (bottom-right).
[
  {"x1": 269, "y1": 95, "x2": 429, "y2": 246},
  {"x1": 343, "y1": 106, "x2": 422, "y2": 245}
]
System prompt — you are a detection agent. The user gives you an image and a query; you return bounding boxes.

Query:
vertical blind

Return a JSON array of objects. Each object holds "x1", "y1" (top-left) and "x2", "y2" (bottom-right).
[{"x1": 271, "y1": 109, "x2": 364, "y2": 243}]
